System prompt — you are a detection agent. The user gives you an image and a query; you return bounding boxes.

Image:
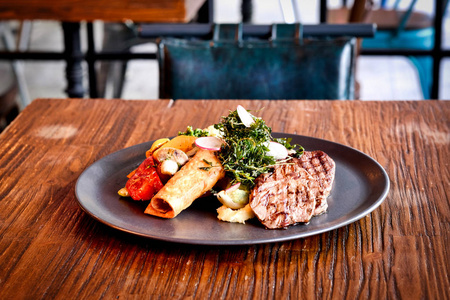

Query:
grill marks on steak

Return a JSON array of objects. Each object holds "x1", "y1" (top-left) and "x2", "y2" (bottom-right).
[
  {"x1": 295, "y1": 151, "x2": 336, "y2": 215},
  {"x1": 250, "y1": 164, "x2": 319, "y2": 229},
  {"x1": 249, "y1": 151, "x2": 335, "y2": 229}
]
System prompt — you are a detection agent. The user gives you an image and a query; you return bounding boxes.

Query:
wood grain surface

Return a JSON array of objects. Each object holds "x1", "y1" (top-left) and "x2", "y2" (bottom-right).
[
  {"x1": 0, "y1": 0, "x2": 206, "y2": 22},
  {"x1": 0, "y1": 99, "x2": 449, "y2": 299}
]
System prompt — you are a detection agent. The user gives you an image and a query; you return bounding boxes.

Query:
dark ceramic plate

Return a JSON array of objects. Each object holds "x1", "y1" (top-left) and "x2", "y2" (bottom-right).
[{"x1": 75, "y1": 133, "x2": 389, "y2": 245}]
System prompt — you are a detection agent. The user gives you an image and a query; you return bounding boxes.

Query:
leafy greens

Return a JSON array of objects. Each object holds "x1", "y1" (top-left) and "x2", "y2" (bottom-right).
[{"x1": 215, "y1": 108, "x2": 304, "y2": 187}]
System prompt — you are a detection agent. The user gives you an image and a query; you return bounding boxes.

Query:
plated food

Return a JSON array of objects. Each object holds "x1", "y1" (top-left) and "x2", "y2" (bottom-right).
[
  {"x1": 118, "y1": 106, "x2": 335, "y2": 229},
  {"x1": 145, "y1": 149, "x2": 225, "y2": 218}
]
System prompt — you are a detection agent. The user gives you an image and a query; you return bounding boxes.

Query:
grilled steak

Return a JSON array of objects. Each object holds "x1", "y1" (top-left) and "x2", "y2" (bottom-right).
[
  {"x1": 249, "y1": 163, "x2": 320, "y2": 229},
  {"x1": 249, "y1": 150, "x2": 336, "y2": 229},
  {"x1": 294, "y1": 151, "x2": 336, "y2": 215}
]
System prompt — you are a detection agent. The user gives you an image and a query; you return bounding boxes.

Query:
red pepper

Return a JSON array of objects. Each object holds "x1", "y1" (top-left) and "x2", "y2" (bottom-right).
[{"x1": 126, "y1": 156, "x2": 163, "y2": 201}]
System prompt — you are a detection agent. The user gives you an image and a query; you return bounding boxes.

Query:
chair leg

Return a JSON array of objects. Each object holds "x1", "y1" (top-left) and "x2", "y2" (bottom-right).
[
  {"x1": 408, "y1": 56, "x2": 432, "y2": 99},
  {"x1": 109, "y1": 60, "x2": 129, "y2": 99},
  {"x1": 0, "y1": 21, "x2": 31, "y2": 108},
  {"x1": 99, "y1": 60, "x2": 128, "y2": 99},
  {"x1": 0, "y1": 81, "x2": 18, "y2": 132},
  {"x1": 279, "y1": 0, "x2": 300, "y2": 23},
  {"x1": 97, "y1": 23, "x2": 140, "y2": 98}
]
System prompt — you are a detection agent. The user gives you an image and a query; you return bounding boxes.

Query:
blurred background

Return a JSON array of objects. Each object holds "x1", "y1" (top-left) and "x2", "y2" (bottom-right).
[{"x1": 0, "y1": 0, "x2": 449, "y2": 105}]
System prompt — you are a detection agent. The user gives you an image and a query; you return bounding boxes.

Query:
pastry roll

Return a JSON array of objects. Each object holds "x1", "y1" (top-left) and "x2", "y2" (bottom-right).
[{"x1": 145, "y1": 149, "x2": 225, "y2": 218}]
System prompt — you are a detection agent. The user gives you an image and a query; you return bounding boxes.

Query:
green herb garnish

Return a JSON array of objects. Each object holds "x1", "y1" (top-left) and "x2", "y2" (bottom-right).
[
  {"x1": 214, "y1": 108, "x2": 303, "y2": 186},
  {"x1": 199, "y1": 159, "x2": 221, "y2": 171},
  {"x1": 178, "y1": 126, "x2": 209, "y2": 137}
]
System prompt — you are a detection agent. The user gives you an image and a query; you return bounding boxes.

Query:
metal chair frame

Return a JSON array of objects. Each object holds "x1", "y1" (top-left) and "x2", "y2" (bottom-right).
[{"x1": 2, "y1": 0, "x2": 447, "y2": 99}]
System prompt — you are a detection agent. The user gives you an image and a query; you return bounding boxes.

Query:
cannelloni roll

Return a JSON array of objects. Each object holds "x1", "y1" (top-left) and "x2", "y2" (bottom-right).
[{"x1": 145, "y1": 149, "x2": 225, "y2": 218}]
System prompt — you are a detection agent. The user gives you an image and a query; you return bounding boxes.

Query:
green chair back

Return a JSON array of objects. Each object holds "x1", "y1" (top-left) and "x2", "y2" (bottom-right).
[{"x1": 157, "y1": 23, "x2": 357, "y2": 100}]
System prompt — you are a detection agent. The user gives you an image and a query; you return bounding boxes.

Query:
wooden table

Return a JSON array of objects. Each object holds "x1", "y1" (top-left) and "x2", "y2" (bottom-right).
[
  {"x1": 0, "y1": 0, "x2": 207, "y2": 22},
  {"x1": 0, "y1": 0, "x2": 209, "y2": 99},
  {"x1": 1, "y1": 99, "x2": 449, "y2": 299}
]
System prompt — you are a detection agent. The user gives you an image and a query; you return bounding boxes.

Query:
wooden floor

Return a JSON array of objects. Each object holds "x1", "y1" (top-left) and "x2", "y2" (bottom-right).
[{"x1": 2, "y1": 0, "x2": 449, "y2": 103}]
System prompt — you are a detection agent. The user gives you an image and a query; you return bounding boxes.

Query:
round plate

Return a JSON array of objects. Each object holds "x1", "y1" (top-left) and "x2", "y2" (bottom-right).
[{"x1": 75, "y1": 133, "x2": 389, "y2": 245}]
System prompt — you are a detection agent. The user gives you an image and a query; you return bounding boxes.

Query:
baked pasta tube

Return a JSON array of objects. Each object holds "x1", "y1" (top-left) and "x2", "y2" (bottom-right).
[{"x1": 145, "y1": 149, "x2": 225, "y2": 218}]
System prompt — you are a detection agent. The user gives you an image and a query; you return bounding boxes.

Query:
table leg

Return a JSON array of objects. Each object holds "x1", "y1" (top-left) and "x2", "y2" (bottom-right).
[{"x1": 62, "y1": 22, "x2": 84, "y2": 98}]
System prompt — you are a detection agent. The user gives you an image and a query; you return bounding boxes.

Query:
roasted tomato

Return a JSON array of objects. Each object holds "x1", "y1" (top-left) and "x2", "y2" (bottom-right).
[{"x1": 126, "y1": 156, "x2": 163, "y2": 200}]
